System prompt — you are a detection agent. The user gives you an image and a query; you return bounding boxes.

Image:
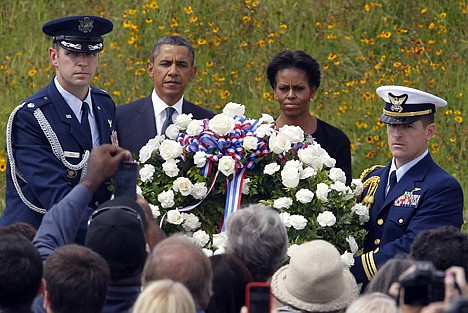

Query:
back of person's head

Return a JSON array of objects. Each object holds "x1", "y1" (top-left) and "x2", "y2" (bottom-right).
[
  {"x1": 410, "y1": 225, "x2": 468, "y2": 277},
  {"x1": 0, "y1": 233, "x2": 43, "y2": 311},
  {"x1": 0, "y1": 222, "x2": 37, "y2": 241},
  {"x1": 365, "y1": 256, "x2": 414, "y2": 295},
  {"x1": 142, "y1": 235, "x2": 212, "y2": 311},
  {"x1": 85, "y1": 196, "x2": 148, "y2": 283},
  {"x1": 345, "y1": 292, "x2": 398, "y2": 313},
  {"x1": 206, "y1": 253, "x2": 254, "y2": 313},
  {"x1": 271, "y1": 240, "x2": 357, "y2": 313},
  {"x1": 225, "y1": 204, "x2": 288, "y2": 281},
  {"x1": 44, "y1": 244, "x2": 110, "y2": 313},
  {"x1": 266, "y1": 49, "x2": 321, "y2": 89},
  {"x1": 133, "y1": 279, "x2": 196, "y2": 313}
]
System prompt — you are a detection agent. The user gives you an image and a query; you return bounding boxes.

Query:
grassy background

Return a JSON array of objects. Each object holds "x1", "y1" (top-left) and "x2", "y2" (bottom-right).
[{"x1": 0, "y1": 0, "x2": 466, "y2": 219}]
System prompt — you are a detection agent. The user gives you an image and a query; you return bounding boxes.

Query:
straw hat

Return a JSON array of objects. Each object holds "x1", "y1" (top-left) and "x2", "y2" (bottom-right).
[{"x1": 271, "y1": 240, "x2": 357, "y2": 312}]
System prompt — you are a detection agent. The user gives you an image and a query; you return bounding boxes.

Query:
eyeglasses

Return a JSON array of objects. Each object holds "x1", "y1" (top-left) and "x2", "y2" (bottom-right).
[{"x1": 88, "y1": 205, "x2": 146, "y2": 238}]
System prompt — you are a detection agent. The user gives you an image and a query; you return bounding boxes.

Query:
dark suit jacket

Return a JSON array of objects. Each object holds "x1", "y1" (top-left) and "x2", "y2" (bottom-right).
[
  {"x1": 1, "y1": 79, "x2": 117, "y2": 229},
  {"x1": 351, "y1": 153, "x2": 464, "y2": 284},
  {"x1": 116, "y1": 95, "x2": 215, "y2": 154}
]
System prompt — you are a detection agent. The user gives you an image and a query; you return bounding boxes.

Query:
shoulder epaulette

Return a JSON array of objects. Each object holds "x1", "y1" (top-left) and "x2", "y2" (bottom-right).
[
  {"x1": 359, "y1": 165, "x2": 384, "y2": 209},
  {"x1": 360, "y1": 165, "x2": 385, "y2": 181}
]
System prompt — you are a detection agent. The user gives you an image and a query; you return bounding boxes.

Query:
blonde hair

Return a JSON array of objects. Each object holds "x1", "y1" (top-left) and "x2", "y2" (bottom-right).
[
  {"x1": 132, "y1": 279, "x2": 196, "y2": 313},
  {"x1": 345, "y1": 292, "x2": 397, "y2": 313}
]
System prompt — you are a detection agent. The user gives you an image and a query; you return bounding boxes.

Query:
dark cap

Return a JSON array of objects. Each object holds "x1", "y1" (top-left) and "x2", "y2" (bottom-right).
[
  {"x1": 42, "y1": 15, "x2": 113, "y2": 53},
  {"x1": 377, "y1": 85, "x2": 447, "y2": 125},
  {"x1": 85, "y1": 196, "x2": 147, "y2": 281}
]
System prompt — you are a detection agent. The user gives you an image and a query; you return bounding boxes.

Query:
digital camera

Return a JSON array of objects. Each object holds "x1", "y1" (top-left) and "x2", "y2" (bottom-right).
[{"x1": 400, "y1": 261, "x2": 445, "y2": 306}]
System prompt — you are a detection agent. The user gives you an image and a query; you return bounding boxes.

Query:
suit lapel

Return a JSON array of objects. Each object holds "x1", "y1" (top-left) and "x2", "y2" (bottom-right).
[
  {"x1": 380, "y1": 154, "x2": 432, "y2": 211},
  {"x1": 47, "y1": 83, "x2": 92, "y2": 150},
  {"x1": 135, "y1": 96, "x2": 157, "y2": 138}
]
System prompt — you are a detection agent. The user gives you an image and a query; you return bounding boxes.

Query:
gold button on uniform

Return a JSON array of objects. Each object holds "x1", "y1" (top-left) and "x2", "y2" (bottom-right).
[
  {"x1": 374, "y1": 238, "x2": 381, "y2": 245},
  {"x1": 398, "y1": 218, "x2": 404, "y2": 224},
  {"x1": 377, "y1": 219, "x2": 384, "y2": 225}
]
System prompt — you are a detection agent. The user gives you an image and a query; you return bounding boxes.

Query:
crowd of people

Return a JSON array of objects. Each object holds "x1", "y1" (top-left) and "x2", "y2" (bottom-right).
[{"x1": 0, "y1": 14, "x2": 465, "y2": 313}]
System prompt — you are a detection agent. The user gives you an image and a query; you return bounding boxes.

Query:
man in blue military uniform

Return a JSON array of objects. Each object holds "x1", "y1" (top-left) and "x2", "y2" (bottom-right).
[
  {"x1": 351, "y1": 86, "x2": 464, "y2": 284},
  {"x1": 1, "y1": 15, "x2": 118, "y2": 243}
]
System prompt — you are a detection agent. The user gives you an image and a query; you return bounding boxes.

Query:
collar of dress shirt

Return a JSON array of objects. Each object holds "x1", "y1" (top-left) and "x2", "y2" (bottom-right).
[
  {"x1": 54, "y1": 76, "x2": 93, "y2": 120},
  {"x1": 389, "y1": 149, "x2": 429, "y2": 184},
  {"x1": 151, "y1": 89, "x2": 184, "y2": 117}
]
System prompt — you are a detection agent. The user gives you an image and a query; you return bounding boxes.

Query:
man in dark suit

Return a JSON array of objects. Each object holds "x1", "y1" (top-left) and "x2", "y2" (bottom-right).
[
  {"x1": 351, "y1": 86, "x2": 464, "y2": 284},
  {"x1": 1, "y1": 16, "x2": 118, "y2": 243},
  {"x1": 116, "y1": 35, "x2": 215, "y2": 155}
]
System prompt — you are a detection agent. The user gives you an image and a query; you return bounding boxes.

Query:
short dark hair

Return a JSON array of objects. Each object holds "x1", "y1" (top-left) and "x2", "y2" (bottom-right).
[
  {"x1": 0, "y1": 233, "x2": 43, "y2": 311},
  {"x1": 206, "y1": 253, "x2": 253, "y2": 313},
  {"x1": 150, "y1": 35, "x2": 195, "y2": 64},
  {"x1": 420, "y1": 114, "x2": 435, "y2": 127},
  {"x1": 0, "y1": 222, "x2": 37, "y2": 241},
  {"x1": 410, "y1": 225, "x2": 468, "y2": 277},
  {"x1": 364, "y1": 256, "x2": 414, "y2": 295},
  {"x1": 266, "y1": 50, "x2": 321, "y2": 89},
  {"x1": 44, "y1": 245, "x2": 110, "y2": 313}
]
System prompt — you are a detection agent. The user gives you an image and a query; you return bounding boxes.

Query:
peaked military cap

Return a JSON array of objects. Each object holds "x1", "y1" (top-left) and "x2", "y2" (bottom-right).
[
  {"x1": 42, "y1": 15, "x2": 113, "y2": 53},
  {"x1": 377, "y1": 85, "x2": 447, "y2": 125}
]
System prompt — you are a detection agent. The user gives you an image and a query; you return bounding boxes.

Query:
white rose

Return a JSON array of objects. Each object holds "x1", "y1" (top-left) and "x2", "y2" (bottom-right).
[
  {"x1": 186, "y1": 119, "x2": 204, "y2": 135},
  {"x1": 138, "y1": 145, "x2": 155, "y2": 163},
  {"x1": 213, "y1": 246, "x2": 225, "y2": 255},
  {"x1": 289, "y1": 214, "x2": 307, "y2": 230},
  {"x1": 218, "y1": 155, "x2": 236, "y2": 177},
  {"x1": 295, "y1": 189, "x2": 315, "y2": 203},
  {"x1": 269, "y1": 133, "x2": 291, "y2": 154},
  {"x1": 281, "y1": 167, "x2": 300, "y2": 188},
  {"x1": 259, "y1": 113, "x2": 274, "y2": 124},
  {"x1": 149, "y1": 203, "x2": 161, "y2": 218},
  {"x1": 158, "y1": 190, "x2": 175, "y2": 208},
  {"x1": 278, "y1": 125, "x2": 304, "y2": 144},
  {"x1": 242, "y1": 136, "x2": 258, "y2": 151},
  {"x1": 331, "y1": 181, "x2": 349, "y2": 196},
  {"x1": 287, "y1": 244, "x2": 299, "y2": 257},
  {"x1": 300, "y1": 166, "x2": 316, "y2": 180},
  {"x1": 283, "y1": 160, "x2": 303, "y2": 170},
  {"x1": 351, "y1": 203, "x2": 370, "y2": 224},
  {"x1": 242, "y1": 178, "x2": 250, "y2": 195},
  {"x1": 162, "y1": 159, "x2": 180, "y2": 177},
  {"x1": 165, "y1": 124, "x2": 180, "y2": 140},
  {"x1": 193, "y1": 151, "x2": 207, "y2": 168},
  {"x1": 341, "y1": 251, "x2": 355, "y2": 268},
  {"x1": 166, "y1": 209, "x2": 184, "y2": 225},
  {"x1": 139, "y1": 164, "x2": 155, "y2": 182},
  {"x1": 212, "y1": 232, "x2": 227, "y2": 249},
  {"x1": 191, "y1": 182, "x2": 208, "y2": 200},
  {"x1": 182, "y1": 213, "x2": 201, "y2": 231},
  {"x1": 346, "y1": 236, "x2": 359, "y2": 254},
  {"x1": 316, "y1": 183, "x2": 330, "y2": 202},
  {"x1": 222, "y1": 102, "x2": 245, "y2": 118},
  {"x1": 146, "y1": 135, "x2": 165, "y2": 150},
  {"x1": 159, "y1": 140, "x2": 183, "y2": 160},
  {"x1": 317, "y1": 211, "x2": 336, "y2": 227},
  {"x1": 175, "y1": 113, "x2": 193, "y2": 130},
  {"x1": 279, "y1": 212, "x2": 291, "y2": 227},
  {"x1": 273, "y1": 197, "x2": 293, "y2": 209},
  {"x1": 255, "y1": 124, "x2": 275, "y2": 138},
  {"x1": 193, "y1": 230, "x2": 210, "y2": 247},
  {"x1": 209, "y1": 114, "x2": 235, "y2": 136},
  {"x1": 329, "y1": 167, "x2": 347, "y2": 184},
  {"x1": 172, "y1": 177, "x2": 193, "y2": 196},
  {"x1": 264, "y1": 162, "x2": 280, "y2": 175},
  {"x1": 202, "y1": 248, "x2": 214, "y2": 257},
  {"x1": 351, "y1": 179, "x2": 364, "y2": 196}
]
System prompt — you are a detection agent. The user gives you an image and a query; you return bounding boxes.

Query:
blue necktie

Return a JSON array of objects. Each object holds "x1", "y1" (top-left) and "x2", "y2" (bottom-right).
[
  {"x1": 161, "y1": 107, "x2": 175, "y2": 136},
  {"x1": 386, "y1": 170, "x2": 397, "y2": 197},
  {"x1": 81, "y1": 102, "x2": 92, "y2": 146}
]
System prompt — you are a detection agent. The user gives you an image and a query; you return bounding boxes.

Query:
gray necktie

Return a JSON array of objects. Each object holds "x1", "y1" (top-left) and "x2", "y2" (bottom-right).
[{"x1": 160, "y1": 107, "x2": 175, "y2": 136}]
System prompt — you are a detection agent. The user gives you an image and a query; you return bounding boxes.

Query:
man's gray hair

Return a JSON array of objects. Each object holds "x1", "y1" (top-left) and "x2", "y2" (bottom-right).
[
  {"x1": 225, "y1": 204, "x2": 288, "y2": 281},
  {"x1": 150, "y1": 35, "x2": 195, "y2": 64}
]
